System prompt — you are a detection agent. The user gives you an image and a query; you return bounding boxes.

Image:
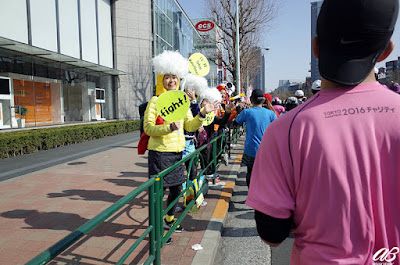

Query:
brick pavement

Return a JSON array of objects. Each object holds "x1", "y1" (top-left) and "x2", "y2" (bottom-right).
[{"x1": 0, "y1": 135, "x2": 244, "y2": 265}]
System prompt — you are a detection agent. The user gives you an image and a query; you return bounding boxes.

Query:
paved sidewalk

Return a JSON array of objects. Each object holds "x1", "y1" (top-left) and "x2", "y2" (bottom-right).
[{"x1": 0, "y1": 131, "x2": 244, "y2": 265}]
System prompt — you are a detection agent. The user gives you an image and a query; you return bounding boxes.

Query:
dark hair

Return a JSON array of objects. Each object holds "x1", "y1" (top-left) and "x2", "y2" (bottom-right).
[
  {"x1": 285, "y1": 103, "x2": 297, "y2": 112},
  {"x1": 251, "y1": 96, "x2": 265, "y2": 105}
]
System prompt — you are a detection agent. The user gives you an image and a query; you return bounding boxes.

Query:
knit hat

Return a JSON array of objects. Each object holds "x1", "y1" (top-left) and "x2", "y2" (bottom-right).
[
  {"x1": 217, "y1": 84, "x2": 226, "y2": 91},
  {"x1": 263, "y1": 93, "x2": 272, "y2": 102}
]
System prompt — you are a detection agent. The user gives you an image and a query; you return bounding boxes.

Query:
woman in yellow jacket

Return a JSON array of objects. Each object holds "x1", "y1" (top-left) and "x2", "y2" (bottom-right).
[{"x1": 144, "y1": 51, "x2": 214, "y2": 233}]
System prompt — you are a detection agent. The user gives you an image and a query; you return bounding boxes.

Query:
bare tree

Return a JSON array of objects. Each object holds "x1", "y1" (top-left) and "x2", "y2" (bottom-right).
[{"x1": 206, "y1": 0, "x2": 279, "y2": 93}]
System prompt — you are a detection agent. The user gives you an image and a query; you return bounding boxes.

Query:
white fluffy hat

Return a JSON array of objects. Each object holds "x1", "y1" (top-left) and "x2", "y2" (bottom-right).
[
  {"x1": 183, "y1": 73, "x2": 208, "y2": 95},
  {"x1": 151, "y1": 50, "x2": 189, "y2": 78},
  {"x1": 198, "y1": 87, "x2": 222, "y2": 104}
]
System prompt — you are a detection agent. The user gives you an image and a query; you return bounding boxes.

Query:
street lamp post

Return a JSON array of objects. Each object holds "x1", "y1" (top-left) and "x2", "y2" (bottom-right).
[
  {"x1": 262, "y1": 48, "x2": 270, "y2": 93},
  {"x1": 236, "y1": 0, "x2": 241, "y2": 96}
]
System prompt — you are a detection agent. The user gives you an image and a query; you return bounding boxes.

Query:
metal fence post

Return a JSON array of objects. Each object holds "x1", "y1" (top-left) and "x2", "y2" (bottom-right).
[
  {"x1": 153, "y1": 177, "x2": 162, "y2": 265},
  {"x1": 212, "y1": 138, "x2": 217, "y2": 173},
  {"x1": 148, "y1": 183, "x2": 156, "y2": 262}
]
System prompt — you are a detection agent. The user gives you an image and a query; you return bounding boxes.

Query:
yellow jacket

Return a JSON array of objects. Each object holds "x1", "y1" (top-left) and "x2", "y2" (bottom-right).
[{"x1": 143, "y1": 74, "x2": 203, "y2": 152}]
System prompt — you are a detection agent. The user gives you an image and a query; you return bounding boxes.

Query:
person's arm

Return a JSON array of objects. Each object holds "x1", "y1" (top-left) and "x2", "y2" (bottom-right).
[
  {"x1": 183, "y1": 107, "x2": 203, "y2": 132},
  {"x1": 246, "y1": 121, "x2": 296, "y2": 247},
  {"x1": 234, "y1": 109, "x2": 246, "y2": 125},
  {"x1": 255, "y1": 210, "x2": 293, "y2": 247},
  {"x1": 143, "y1": 96, "x2": 171, "y2": 137},
  {"x1": 184, "y1": 100, "x2": 215, "y2": 132},
  {"x1": 190, "y1": 102, "x2": 200, "y2": 116},
  {"x1": 214, "y1": 111, "x2": 230, "y2": 125}
]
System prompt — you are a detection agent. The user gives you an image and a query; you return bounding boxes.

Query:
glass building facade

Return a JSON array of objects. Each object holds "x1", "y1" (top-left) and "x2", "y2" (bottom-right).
[{"x1": 154, "y1": 0, "x2": 197, "y2": 58}]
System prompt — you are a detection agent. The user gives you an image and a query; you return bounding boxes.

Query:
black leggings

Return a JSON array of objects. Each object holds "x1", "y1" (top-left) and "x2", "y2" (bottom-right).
[
  {"x1": 246, "y1": 165, "x2": 253, "y2": 187},
  {"x1": 165, "y1": 185, "x2": 182, "y2": 216},
  {"x1": 201, "y1": 147, "x2": 215, "y2": 175}
]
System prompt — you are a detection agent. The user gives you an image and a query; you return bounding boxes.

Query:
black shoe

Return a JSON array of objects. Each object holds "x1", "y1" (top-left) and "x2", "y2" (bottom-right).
[
  {"x1": 163, "y1": 218, "x2": 184, "y2": 232},
  {"x1": 165, "y1": 237, "x2": 173, "y2": 245}
]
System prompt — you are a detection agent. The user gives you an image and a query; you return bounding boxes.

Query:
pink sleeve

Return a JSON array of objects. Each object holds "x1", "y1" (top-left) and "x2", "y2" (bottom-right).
[{"x1": 245, "y1": 122, "x2": 296, "y2": 219}]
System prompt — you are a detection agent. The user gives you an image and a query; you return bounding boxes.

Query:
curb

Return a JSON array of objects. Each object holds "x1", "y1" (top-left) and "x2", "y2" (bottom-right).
[{"x1": 191, "y1": 155, "x2": 243, "y2": 265}]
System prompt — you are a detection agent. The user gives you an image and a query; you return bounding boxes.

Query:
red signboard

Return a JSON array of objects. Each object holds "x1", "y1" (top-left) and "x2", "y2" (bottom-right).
[{"x1": 195, "y1": 21, "x2": 214, "y2": 32}]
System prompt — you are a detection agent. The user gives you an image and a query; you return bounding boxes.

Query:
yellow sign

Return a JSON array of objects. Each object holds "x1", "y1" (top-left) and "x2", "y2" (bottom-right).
[
  {"x1": 188, "y1": 53, "x2": 210, "y2": 76},
  {"x1": 156, "y1": 90, "x2": 190, "y2": 122},
  {"x1": 203, "y1": 109, "x2": 215, "y2": 126},
  {"x1": 230, "y1": 93, "x2": 246, "y2": 100}
]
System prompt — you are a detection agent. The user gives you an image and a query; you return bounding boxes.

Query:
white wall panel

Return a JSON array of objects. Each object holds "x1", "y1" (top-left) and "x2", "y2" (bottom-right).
[
  {"x1": 0, "y1": 0, "x2": 28, "y2": 43},
  {"x1": 58, "y1": 0, "x2": 80, "y2": 58},
  {"x1": 30, "y1": 0, "x2": 58, "y2": 52},
  {"x1": 80, "y1": 0, "x2": 98, "y2": 64},
  {"x1": 98, "y1": 0, "x2": 113, "y2": 68}
]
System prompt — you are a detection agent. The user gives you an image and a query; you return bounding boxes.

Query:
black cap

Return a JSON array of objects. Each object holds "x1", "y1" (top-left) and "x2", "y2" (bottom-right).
[
  {"x1": 317, "y1": 0, "x2": 398, "y2": 86},
  {"x1": 250, "y1": 89, "x2": 265, "y2": 102}
]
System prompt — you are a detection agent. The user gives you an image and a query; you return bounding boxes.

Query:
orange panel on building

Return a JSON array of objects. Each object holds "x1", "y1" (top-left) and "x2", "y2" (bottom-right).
[
  {"x1": 13, "y1": 80, "x2": 53, "y2": 124},
  {"x1": 13, "y1": 80, "x2": 35, "y2": 123},
  {"x1": 96, "y1": 104, "x2": 101, "y2": 116},
  {"x1": 34, "y1": 82, "x2": 52, "y2": 123}
]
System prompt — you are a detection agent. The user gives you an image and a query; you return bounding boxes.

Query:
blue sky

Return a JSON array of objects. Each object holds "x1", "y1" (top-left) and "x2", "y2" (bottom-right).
[{"x1": 178, "y1": 0, "x2": 400, "y2": 92}]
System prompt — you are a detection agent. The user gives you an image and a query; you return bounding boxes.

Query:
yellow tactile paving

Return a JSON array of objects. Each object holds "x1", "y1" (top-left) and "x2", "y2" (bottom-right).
[{"x1": 212, "y1": 154, "x2": 242, "y2": 219}]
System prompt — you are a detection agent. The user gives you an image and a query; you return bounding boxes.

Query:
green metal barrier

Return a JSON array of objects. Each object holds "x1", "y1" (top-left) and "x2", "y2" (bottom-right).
[{"x1": 26, "y1": 128, "x2": 242, "y2": 265}]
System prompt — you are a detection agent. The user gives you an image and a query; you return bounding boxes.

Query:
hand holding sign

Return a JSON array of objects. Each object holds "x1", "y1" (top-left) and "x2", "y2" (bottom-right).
[
  {"x1": 156, "y1": 90, "x2": 190, "y2": 122},
  {"x1": 188, "y1": 53, "x2": 210, "y2": 76},
  {"x1": 170, "y1": 121, "x2": 181, "y2": 131}
]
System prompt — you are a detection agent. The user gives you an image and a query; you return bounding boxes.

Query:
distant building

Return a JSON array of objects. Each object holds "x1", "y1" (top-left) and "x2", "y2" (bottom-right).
[
  {"x1": 385, "y1": 57, "x2": 400, "y2": 82},
  {"x1": 276, "y1": 79, "x2": 306, "y2": 94},
  {"x1": 251, "y1": 48, "x2": 266, "y2": 92},
  {"x1": 192, "y1": 19, "x2": 223, "y2": 87},
  {"x1": 311, "y1": 1, "x2": 323, "y2": 82}
]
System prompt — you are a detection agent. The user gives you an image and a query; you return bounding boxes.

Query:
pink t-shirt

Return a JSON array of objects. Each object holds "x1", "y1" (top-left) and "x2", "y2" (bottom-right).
[
  {"x1": 246, "y1": 82, "x2": 400, "y2": 265},
  {"x1": 273, "y1": 104, "x2": 285, "y2": 115}
]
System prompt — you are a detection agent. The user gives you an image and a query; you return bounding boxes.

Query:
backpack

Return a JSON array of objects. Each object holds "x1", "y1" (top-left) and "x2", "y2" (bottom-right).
[{"x1": 138, "y1": 115, "x2": 164, "y2": 155}]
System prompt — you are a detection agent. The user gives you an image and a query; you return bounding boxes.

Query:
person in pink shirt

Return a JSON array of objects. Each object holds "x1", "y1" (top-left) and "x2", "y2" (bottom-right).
[
  {"x1": 272, "y1": 97, "x2": 285, "y2": 115},
  {"x1": 246, "y1": 0, "x2": 400, "y2": 264}
]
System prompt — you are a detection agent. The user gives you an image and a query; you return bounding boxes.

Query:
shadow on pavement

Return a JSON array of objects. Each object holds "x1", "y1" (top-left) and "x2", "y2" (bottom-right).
[{"x1": 47, "y1": 189, "x2": 124, "y2": 203}]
